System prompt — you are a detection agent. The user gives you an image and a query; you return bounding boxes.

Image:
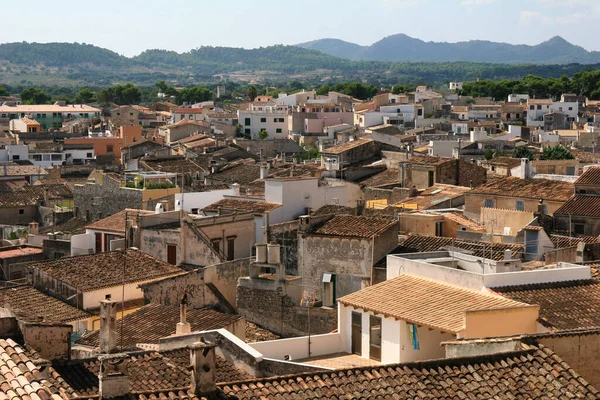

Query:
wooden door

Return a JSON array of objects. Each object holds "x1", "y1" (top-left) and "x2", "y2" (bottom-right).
[{"x1": 351, "y1": 312, "x2": 362, "y2": 355}]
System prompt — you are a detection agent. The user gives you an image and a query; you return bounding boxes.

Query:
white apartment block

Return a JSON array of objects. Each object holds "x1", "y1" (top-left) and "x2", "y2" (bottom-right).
[{"x1": 238, "y1": 103, "x2": 289, "y2": 139}]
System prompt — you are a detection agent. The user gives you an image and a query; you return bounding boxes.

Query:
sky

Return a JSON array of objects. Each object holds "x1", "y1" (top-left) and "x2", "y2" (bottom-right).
[{"x1": 2, "y1": 0, "x2": 600, "y2": 57}]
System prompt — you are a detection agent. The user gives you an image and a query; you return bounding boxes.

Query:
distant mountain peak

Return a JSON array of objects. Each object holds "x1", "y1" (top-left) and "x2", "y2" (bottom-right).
[{"x1": 296, "y1": 34, "x2": 592, "y2": 64}]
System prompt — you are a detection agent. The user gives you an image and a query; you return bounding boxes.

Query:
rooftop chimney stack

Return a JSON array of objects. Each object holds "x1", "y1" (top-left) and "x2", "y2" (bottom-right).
[
  {"x1": 99, "y1": 296, "x2": 118, "y2": 354},
  {"x1": 232, "y1": 183, "x2": 241, "y2": 196},
  {"x1": 260, "y1": 162, "x2": 270, "y2": 179},
  {"x1": 176, "y1": 291, "x2": 191, "y2": 335},
  {"x1": 190, "y1": 339, "x2": 217, "y2": 396},
  {"x1": 98, "y1": 353, "x2": 130, "y2": 399},
  {"x1": 519, "y1": 158, "x2": 532, "y2": 179},
  {"x1": 28, "y1": 221, "x2": 39, "y2": 235}
]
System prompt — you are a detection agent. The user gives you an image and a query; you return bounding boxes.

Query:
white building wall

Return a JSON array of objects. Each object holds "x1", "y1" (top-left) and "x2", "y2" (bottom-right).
[
  {"x1": 83, "y1": 281, "x2": 145, "y2": 310},
  {"x1": 398, "y1": 320, "x2": 454, "y2": 363},
  {"x1": 238, "y1": 111, "x2": 289, "y2": 139},
  {"x1": 174, "y1": 189, "x2": 237, "y2": 213}
]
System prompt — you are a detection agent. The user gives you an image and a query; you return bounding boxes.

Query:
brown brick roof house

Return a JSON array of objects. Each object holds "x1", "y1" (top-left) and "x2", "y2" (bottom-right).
[
  {"x1": 0, "y1": 285, "x2": 90, "y2": 323},
  {"x1": 85, "y1": 208, "x2": 154, "y2": 234},
  {"x1": 215, "y1": 344, "x2": 598, "y2": 399},
  {"x1": 469, "y1": 176, "x2": 574, "y2": 202},
  {"x1": 140, "y1": 156, "x2": 206, "y2": 176},
  {"x1": 202, "y1": 199, "x2": 281, "y2": 215},
  {"x1": 76, "y1": 303, "x2": 242, "y2": 350},
  {"x1": 28, "y1": 249, "x2": 184, "y2": 292},
  {"x1": 493, "y1": 280, "x2": 600, "y2": 331},
  {"x1": 395, "y1": 234, "x2": 524, "y2": 261}
]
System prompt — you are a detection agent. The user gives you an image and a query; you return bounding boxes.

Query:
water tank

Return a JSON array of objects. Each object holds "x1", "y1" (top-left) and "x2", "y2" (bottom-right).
[
  {"x1": 256, "y1": 243, "x2": 267, "y2": 263},
  {"x1": 267, "y1": 243, "x2": 281, "y2": 264}
]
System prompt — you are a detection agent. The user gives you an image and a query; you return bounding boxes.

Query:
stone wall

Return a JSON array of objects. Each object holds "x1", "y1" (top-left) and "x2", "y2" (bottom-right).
[
  {"x1": 74, "y1": 178, "x2": 143, "y2": 222},
  {"x1": 203, "y1": 258, "x2": 251, "y2": 309},
  {"x1": 269, "y1": 221, "x2": 299, "y2": 275},
  {"x1": 42, "y1": 239, "x2": 71, "y2": 260},
  {"x1": 236, "y1": 286, "x2": 337, "y2": 337},
  {"x1": 21, "y1": 322, "x2": 71, "y2": 361},
  {"x1": 457, "y1": 158, "x2": 487, "y2": 188},
  {"x1": 0, "y1": 206, "x2": 37, "y2": 226}
]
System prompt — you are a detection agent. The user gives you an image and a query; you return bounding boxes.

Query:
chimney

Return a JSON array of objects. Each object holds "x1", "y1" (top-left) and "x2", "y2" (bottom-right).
[
  {"x1": 260, "y1": 162, "x2": 270, "y2": 179},
  {"x1": 28, "y1": 221, "x2": 39, "y2": 235},
  {"x1": 537, "y1": 199, "x2": 547, "y2": 215},
  {"x1": 356, "y1": 199, "x2": 366, "y2": 216},
  {"x1": 232, "y1": 183, "x2": 240, "y2": 196},
  {"x1": 409, "y1": 185, "x2": 419, "y2": 197},
  {"x1": 299, "y1": 215, "x2": 311, "y2": 232},
  {"x1": 190, "y1": 339, "x2": 217, "y2": 396},
  {"x1": 267, "y1": 243, "x2": 281, "y2": 264},
  {"x1": 43, "y1": 188, "x2": 49, "y2": 206},
  {"x1": 519, "y1": 158, "x2": 532, "y2": 179},
  {"x1": 99, "y1": 296, "x2": 118, "y2": 354},
  {"x1": 98, "y1": 353, "x2": 130, "y2": 399},
  {"x1": 176, "y1": 290, "x2": 191, "y2": 335},
  {"x1": 262, "y1": 212, "x2": 270, "y2": 243},
  {"x1": 504, "y1": 249, "x2": 512, "y2": 261},
  {"x1": 400, "y1": 162, "x2": 407, "y2": 188},
  {"x1": 161, "y1": 200, "x2": 169, "y2": 212}
]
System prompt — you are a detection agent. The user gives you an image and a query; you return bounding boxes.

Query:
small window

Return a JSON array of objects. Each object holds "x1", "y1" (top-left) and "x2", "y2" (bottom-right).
[
  {"x1": 276, "y1": 128, "x2": 282, "y2": 133},
  {"x1": 530, "y1": 105, "x2": 535, "y2": 110},
  {"x1": 484, "y1": 199, "x2": 494, "y2": 208},
  {"x1": 516, "y1": 201, "x2": 524, "y2": 211},
  {"x1": 569, "y1": 107, "x2": 573, "y2": 111},
  {"x1": 244, "y1": 128, "x2": 251, "y2": 134},
  {"x1": 227, "y1": 237, "x2": 235, "y2": 261},
  {"x1": 260, "y1": 117, "x2": 266, "y2": 123},
  {"x1": 244, "y1": 118, "x2": 251, "y2": 126},
  {"x1": 167, "y1": 244, "x2": 177, "y2": 265},
  {"x1": 566, "y1": 166, "x2": 575, "y2": 176},
  {"x1": 116, "y1": 112, "x2": 121, "y2": 116},
  {"x1": 211, "y1": 239, "x2": 221, "y2": 253},
  {"x1": 573, "y1": 223, "x2": 585, "y2": 235},
  {"x1": 537, "y1": 105, "x2": 542, "y2": 110},
  {"x1": 18, "y1": 209, "x2": 24, "y2": 215},
  {"x1": 129, "y1": 113, "x2": 134, "y2": 116},
  {"x1": 86, "y1": 152, "x2": 93, "y2": 158},
  {"x1": 435, "y1": 221, "x2": 443, "y2": 237},
  {"x1": 107, "y1": 145, "x2": 114, "y2": 153}
]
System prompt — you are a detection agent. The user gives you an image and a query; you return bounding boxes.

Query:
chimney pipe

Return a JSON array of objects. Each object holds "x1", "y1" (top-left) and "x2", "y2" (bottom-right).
[
  {"x1": 176, "y1": 290, "x2": 191, "y2": 335},
  {"x1": 99, "y1": 297, "x2": 118, "y2": 354},
  {"x1": 28, "y1": 221, "x2": 39, "y2": 235},
  {"x1": 98, "y1": 353, "x2": 130, "y2": 399},
  {"x1": 190, "y1": 339, "x2": 217, "y2": 396}
]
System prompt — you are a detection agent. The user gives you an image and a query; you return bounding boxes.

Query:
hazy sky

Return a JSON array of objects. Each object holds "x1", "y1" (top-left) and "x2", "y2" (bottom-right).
[{"x1": 2, "y1": 0, "x2": 599, "y2": 56}]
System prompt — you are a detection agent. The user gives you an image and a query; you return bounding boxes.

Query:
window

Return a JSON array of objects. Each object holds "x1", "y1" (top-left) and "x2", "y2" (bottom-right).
[
  {"x1": 276, "y1": 128, "x2": 282, "y2": 133},
  {"x1": 369, "y1": 315, "x2": 382, "y2": 361},
  {"x1": 484, "y1": 198, "x2": 494, "y2": 208},
  {"x1": 211, "y1": 239, "x2": 221, "y2": 253},
  {"x1": 18, "y1": 209, "x2": 24, "y2": 215},
  {"x1": 244, "y1": 128, "x2": 251, "y2": 134},
  {"x1": 516, "y1": 201, "x2": 524, "y2": 211},
  {"x1": 278, "y1": 118, "x2": 284, "y2": 123},
  {"x1": 11, "y1": 155, "x2": 19, "y2": 161},
  {"x1": 428, "y1": 171, "x2": 434, "y2": 187},
  {"x1": 167, "y1": 244, "x2": 177, "y2": 265},
  {"x1": 227, "y1": 237, "x2": 235, "y2": 260},
  {"x1": 86, "y1": 152, "x2": 93, "y2": 158},
  {"x1": 116, "y1": 112, "x2": 121, "y2": 116},
  {"x1": 566, "y1": 166, "x2": 575, "y2": 176},
  {"x1": 129, "y1": 113, "x2": 134, "y2": 116},
  {"x1": 106, "y1": 145, "x2": 114, "y2": 153},
  {"x1": 260, "y1": 117, "x2": 266, "y2": 123},
  {"x1": 273, "y1": 118, "x2": 278, "y2": 123},
  {"x1": 51, "y1": 154, "x2": 62, "y2": 161},
  {"x1": 573, "y1": 223, "x2": 585, "y2": 235},
  {"x1": 537, "y1": 105, "x2": 542, "y2": 110},
  {"x1": 435, "y1": 221, "x2": 443, "y2": 237},
  {"x1": 417, "y1": 108, "x2": 423, "y2": 116},
  {"x1": 529, "y1": 105, "x2": 535, "y2": 110},
  {"x1": 569, "y1": 107, "x2": 573, "y2": 111},
  {"x1": 244, "y1": 118, "x2": 251, "y2": 126}
]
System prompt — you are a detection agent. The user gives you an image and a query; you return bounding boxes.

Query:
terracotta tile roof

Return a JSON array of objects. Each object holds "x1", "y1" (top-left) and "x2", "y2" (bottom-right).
[
  {"x1": 0, "y1": 285, "x2": 90, "y2": 323},
  {"x1": 452, "y1": 105, "x2": 469, "y2": 112},
  {"x1": 141, "y1": 156, "x2": 205, "y2": 174},
  {"x1": 0, "y1": 338, "x2": 69, "y2": 399},
  {"x1": 0, "y1": 246, "x2": 43, "y2": 259},
  {"x1": 481, "y1": 156, "x2": 522, "y2": 168},
  {"x1": 397, "y1": 235, "x2": 523, "y2": 260},
  {"x1": 408, "y1": 155, "x2": 454, "y2": 166},
  {"x1": 443, "y1": 212, "x2": 485, "y2": 231},
  {"x1": 575, "y1": 167, "x2": 600, "y2": 185},
  {"x1": 550, "y1": 234, "x2": 600, "y2": 248},
  {"x1": 339, "y1": 274, "x2": 529, "y2": 333},
  {"x1": 469, "y1": 176, "x2": 574, "y2": 201},
  {"x1": 165, "y1": 119, "x2": 206, "y2": 129},
  {"x1": 76, "y1": 304, "x2": 241, "y2": 350},
  {"x1": 39, "y1": 217, "x2": 88, "y2": 235},
  {"x1": 321, "y1": 139, "x2": 373, "y2": 155},
  {"x1": 312, "y1": 216, "x2": 397, "y2": 238},
  {"x1": 554, "y1": 195, "x2": 600, "y2": 217},
  {"x1": 244, "y1": 322, "x2": 280, "y2": 343},
  {"x1": 393, "y1": 184, "x2": 470, "y2": 210},
  {"x1": 29, "y1": 249, "x2": 184, "y2": 292},
  {"x1": 85, "y1": 209, "x2": 154, "y2": 233},
  {"x1": 358, "y1": 169, "x2": 401, "y2": 187},
  {"x1": 528, "y1": 98, "x2": 553, "y2": 105},
  {"x1": 202, "y1": 199, "x2": 281, "y2": 215},
  {"x1": 493, "y1": 280, "x2": 600, "y2": 330},
  {"x1": 218, "y1": 345, "x2": 598, "y2": 399},
  {"x1": 310, "y1": 204, "x2": 355, "y2": 217},
  {"x1": 174, "y1": 108, "x2": 205, "y2": 114}
]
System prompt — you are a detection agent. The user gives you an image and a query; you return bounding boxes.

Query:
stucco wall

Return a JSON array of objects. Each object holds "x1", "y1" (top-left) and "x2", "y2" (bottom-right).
[
  {"x1": 460, "y1": 307, "x2": 539, "y2": 339},
  {"x1": 140, "y1": 228, "x2": 182, "y2": 265},
  {"x1": 140, "y1": 270, "x2": 220, "y2": 309},
  {"x1": 203, "y1": 258, "x2": 252, "y2": 309},
  {"x1": 480, "y1": 208, "x2": 534, "y2": 236},
  {"x1": 464, "y1": 194, "x2": 564, "y2": 221},
  {"x1": 21, "y1": 323, "x2": 71, "y2": 361}
]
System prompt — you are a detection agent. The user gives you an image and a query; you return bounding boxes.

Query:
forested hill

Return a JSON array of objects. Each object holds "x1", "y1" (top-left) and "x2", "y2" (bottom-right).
[
  {"x1": 1, "y1": 41, "x2": 600, "y2": 86},
  {"x1": 298, "y1": 34, "x2": 600, "y2": 64}
]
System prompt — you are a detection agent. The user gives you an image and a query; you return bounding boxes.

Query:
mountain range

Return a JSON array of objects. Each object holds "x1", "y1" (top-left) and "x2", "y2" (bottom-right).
[
  {"x1": 297, "y1": 34, "x2": 600, "y2": 64},
  {"x1": 0, "y1": 39, "x2": 599, "y2": 87}
]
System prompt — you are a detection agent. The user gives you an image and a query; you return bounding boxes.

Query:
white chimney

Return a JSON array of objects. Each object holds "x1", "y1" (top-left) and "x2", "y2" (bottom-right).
[
  {"x1": 504, "y1": 249, "x2": 512, "y2": 261},
  {"x1": 190, "y1": 340, "x2": 217, "y2": 396},
  {"x1": 519, "y1": 158, "x2": 532, "y2": 179},
  {"x1": 99, "y1": 297, "x2": 117, "y2": 354},
  {"x1": 267, "y1": 243, "x2": 281, "y2": 264},
  {"x1": 232, "y1": 183, "x2": 240, "y2": 196},
  {"x1": 155, "y1": 203, "x2": 164, "y2": 214},
  {"x1": 260, "y1": 162, "x2": 270, "y2": 179}
]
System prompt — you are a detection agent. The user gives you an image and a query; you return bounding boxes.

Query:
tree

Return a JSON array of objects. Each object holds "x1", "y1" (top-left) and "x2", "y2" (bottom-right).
[
  {"x1": 483, "y1": 148, "x2": 494, "y2": 160},
  {"x1": 258, "y1": 129, "x2": 268, "y2": 140},
  {"x1": 316, "y1": 85, "x2": 330, "y2": 96},
  {"x1": 512, "y1": 146, "x2": 535, "y2": 161},
  {"x1": 0, "y1": 85, "x2": 9, "y2": 97},
  {"x1": 155, "y1": 80, "x2": 177, "y2": 97},
  {"x1": 391, "y1": 84, "x2": 414, "y2": 94},
  {"x1": 97, "y1": 83, "x2": 141, "y2": 105},
  {"x1": 20, "y1": 87, "x2": 50, "y2": 104},
  {"x1": 74, "y1": 88, "x2": 95, "y2": 104},
  {"x1": 177, "y1": 86, "x2": 212, "y2": 104},
  {"x1": 540, "y1": 145, "x2": 575, "y2": 160},
  {"x1": 247, "y1": 86, "x2": 258, "y2": 102}
]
